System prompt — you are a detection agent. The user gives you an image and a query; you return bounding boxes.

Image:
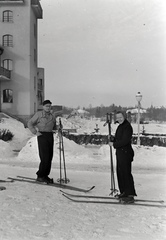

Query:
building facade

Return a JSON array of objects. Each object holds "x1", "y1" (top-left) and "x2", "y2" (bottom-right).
[{"x1": 0, "y1": 0, "x2": 44, "y2": 122}]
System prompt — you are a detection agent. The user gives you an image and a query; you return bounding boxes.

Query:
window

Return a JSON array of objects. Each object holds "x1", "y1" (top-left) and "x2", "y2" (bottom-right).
[
  {"x1": 3, "y1": 10, "x2": 13, "y2": 22},
  {"x1": 3, "y1": 35, "x2": 13, "y2": 47},
  {"x1": 34, "y1": 49, "x2": 36, "y2": 62},
  {"x1": 37, "y1": 91, "x2": 43, "y2": 105},
  {"x1": 38, "y1": 79, "x2": 43, "y2": 90},
  {"x1": 34, "y1": 102, "x2": 36, "y2": 112},
  {"x1": 38, "y1": 78, "x2": 42, "y2": 85},
  {"x1": 34, "y1": 76, "x2": 36, "y2": 90},
  {"x1": 3, "y1": 59, "x2": 13, "y2": 70},
  {"x1": 34, "y1": 23, "x2": 37, "y2": 37},
  {"x1": 3, "y1": 89, "x2": 13, "y2": 103}
]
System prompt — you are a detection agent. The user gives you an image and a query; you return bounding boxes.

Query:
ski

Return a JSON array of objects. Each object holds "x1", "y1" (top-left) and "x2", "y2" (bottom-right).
[
  {"x1": 60, "y1": 190, "x2": 165, "y2": 204},
  {"x1": 62, "y1": 194, "x2": 166, "y2": 208},
  {"x1": 0, "y1": 179, "x2": 14, "y2": 183},
  {"x1": 8, "y1": 176, "x2": 95, "y2": 193}
]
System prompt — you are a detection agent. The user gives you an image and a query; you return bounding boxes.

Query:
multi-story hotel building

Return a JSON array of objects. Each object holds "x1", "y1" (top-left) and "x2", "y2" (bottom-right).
[{"x1": 0, "y1": 0, "x2": 44, "y2": 122}]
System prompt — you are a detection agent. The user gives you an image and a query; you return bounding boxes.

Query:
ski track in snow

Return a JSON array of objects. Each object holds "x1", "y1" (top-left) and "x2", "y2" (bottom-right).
[{"x1": 0, "y1": 167, "x2": 166, "y2": 240}]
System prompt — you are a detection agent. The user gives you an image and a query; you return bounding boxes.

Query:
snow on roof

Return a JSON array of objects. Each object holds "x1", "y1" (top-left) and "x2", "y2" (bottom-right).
[
  {"x1": 126, "y1": 108, "x2": 147, "y2": 114},
  {"x1": 77, "y1": 109, "x2": 89, "y2": 114},
  {"x1": 71, "y1": 109, "x2": 89, "y2": 115}
]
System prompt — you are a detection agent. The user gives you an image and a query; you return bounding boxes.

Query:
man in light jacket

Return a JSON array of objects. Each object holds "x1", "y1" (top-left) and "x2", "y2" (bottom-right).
[{"x1": 28, "y1": 100, "x2": 57, "y2": 183}]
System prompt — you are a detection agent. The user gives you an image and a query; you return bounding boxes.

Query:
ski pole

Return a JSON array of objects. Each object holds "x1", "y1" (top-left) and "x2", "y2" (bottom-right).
[
  {"x1": 107, "y1": 114, "x2": 115, "y2": 193},
  {"x1": 58, "y1": 126, "x2": 62, "y2": 183},
  {"x1": 60, "y1": 118, "x2": 69, "y2": 183},
  {"x1": 61, "y1": 133, "x2": 69, "y2": 183},
  {"x1": 57, "y1": 118, "x2": 70, "y2": 184},
  {"x1": 104, "y1": 113, "x2": 117, "y2": 195}
]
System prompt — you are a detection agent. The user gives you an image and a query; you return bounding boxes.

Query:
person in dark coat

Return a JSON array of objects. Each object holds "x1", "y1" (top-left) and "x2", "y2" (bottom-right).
[
  {"x1": 28, "y1": 100, "x2": 57, "y2": 183},
  {"x1": 109, "y1": 111, "x2": 137, "y2": 203}
]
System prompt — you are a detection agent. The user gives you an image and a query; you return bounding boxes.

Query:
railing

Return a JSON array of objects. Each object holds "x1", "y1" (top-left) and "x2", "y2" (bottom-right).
[
  {"x1": 31, "y1": 0, "x2": 43, "y2": 19},
  {"x1": 0, "y1": 0, "x2": 24, "y2": 2},
  {"x1": 31, "y1": 0, "x2": 40, "y2": 4},
  {"x1": 0, "y1": 67, "x2": 11, "y2": 79},
  {"x1": 38, "y1": 83, "x2": 43, "y2": 90}
]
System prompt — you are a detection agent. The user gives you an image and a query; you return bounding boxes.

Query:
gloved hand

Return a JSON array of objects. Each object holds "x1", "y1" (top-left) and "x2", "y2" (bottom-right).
[
  {"x1": 108, "y1": 142, "x2": 113, "y2": 147},
  {"x1": 36, "y1": 132, "x2": 42, "y2": 137}
]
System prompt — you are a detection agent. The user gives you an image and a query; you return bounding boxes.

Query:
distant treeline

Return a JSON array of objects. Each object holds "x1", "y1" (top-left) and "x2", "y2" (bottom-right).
[
  {"x1": 85, "y1": 104, "x2": 127, "y2": 118},
  {"x1": 62, "y1": 105, "x2": 166, "y2": 122},
  {"x1": 146, "y1": 106, "x2": 166, "y2": 122}
]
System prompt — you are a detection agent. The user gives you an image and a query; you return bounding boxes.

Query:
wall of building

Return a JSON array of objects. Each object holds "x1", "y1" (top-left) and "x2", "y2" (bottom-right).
[
  {"x1": 0, "y1": 0, "x2": 44, "y2": 121},
  {"x1": 29, "y1": 4, "x2": 37, "y2": 115},
  {"x1": 0, "y1": 1, "x2": 31, "y2": 115}
]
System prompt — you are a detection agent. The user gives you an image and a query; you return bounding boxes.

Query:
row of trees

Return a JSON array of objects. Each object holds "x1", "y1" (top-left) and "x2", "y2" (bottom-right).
[
  {"x1": 147, "y1": 106, "x2": 166, "y2": 122},
  {"x1": 85, "y1": 104, "x2": 127, "y2": 118}
]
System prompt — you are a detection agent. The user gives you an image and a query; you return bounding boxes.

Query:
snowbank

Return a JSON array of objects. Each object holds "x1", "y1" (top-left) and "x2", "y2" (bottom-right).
[
  {"x1": 0, "y1": 118, "x2": 32, "y2": 151},
  {"x1": 16, "y1": 132, "x2": 166, "y2": 173},
  {"x1": 18, "y1": 134, "x2": 97, "y2": 164},
  {"x1": 0, "y1": 140, "x2": 14, "y2": 158}
]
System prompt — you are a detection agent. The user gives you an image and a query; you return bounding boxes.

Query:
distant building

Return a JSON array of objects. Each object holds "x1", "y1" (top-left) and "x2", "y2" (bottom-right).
[
  {"x1": 126, "y1": 108, "x2": 147, "y2": 123},
  {"x1": 0, "y1": 0, "x2": 44, "y2": 122},
  {"x1": 69, "y1": 109, "x2": 90, "y2": 118}
]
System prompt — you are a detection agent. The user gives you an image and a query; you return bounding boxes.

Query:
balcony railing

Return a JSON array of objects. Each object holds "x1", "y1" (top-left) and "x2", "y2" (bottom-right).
[
  {"x1": 31, "y1": 0, "x2": 43, "y2": 19},
  {"x1": 31, "y1": 0, "x2": 40, "y2": 4},
  {"x1": 0, "y1": 0, "x2": 24, "y2": 2},
  {"x1": 38, "y1": 83, "x2": 43, "y2": 90},
  {"x1": 0, "y1": 67, "x2": 11, "y2": 80}
]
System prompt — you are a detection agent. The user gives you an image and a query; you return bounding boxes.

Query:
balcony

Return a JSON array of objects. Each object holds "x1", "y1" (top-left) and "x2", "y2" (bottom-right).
[
  {"x1": 31, "y1": 0, "x2": 43, "y2": 19},
  {"x1": 0, "y1": 0, "x2": 24, "y2": 3},
  {"x1": 38, "y1": 83, "x2": 43, "y2": 91},
  {"x1": 0, "y1": 67, "x2": 11, "y2": 81}
]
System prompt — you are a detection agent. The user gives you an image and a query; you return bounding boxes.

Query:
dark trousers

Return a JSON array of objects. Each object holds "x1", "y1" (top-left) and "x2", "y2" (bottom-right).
[
  {"x1": 116, "y1": 151, "x2": 137, "y2": 196},
  {"x1": 37, "y1": 132, "x2": 54, "y2": 178}
]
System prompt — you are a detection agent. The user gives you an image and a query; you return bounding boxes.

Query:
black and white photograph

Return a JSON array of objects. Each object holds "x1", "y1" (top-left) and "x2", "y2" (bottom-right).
[{"x1": 0, "y1": 0, "x2": 166, "y2": 239}]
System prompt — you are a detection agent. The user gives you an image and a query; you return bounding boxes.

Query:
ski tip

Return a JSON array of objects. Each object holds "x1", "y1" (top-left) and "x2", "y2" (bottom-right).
[
  {"x1": 60, "y1": 186, "x2": 95, "y2": 193},
  {"x1": 0, "y1": 186, "x2": 6, "y2": 191},
  {"x1": 8, "y1": 177, "x2": 14, "y2": 181},
  {"x1": 62, "y1": 193, "x2": 69, "y2": 199}
]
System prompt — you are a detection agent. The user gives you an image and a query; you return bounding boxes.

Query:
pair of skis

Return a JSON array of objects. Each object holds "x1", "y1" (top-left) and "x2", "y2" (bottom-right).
[
  {"x1": 8, "y1": 176, "x2": 165, "y2": 208},
  {"x1": 8, "y1": 176, "x2": 95, "y2": 193},
  {"x1": 60, "y1": 190, "x2": 165, "y2": 208}
]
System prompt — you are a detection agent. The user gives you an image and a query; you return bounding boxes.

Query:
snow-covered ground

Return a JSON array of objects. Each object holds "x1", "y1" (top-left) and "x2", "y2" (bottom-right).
[{"x1": 0, "y1": 117, "x2": 166, "y2": 240}]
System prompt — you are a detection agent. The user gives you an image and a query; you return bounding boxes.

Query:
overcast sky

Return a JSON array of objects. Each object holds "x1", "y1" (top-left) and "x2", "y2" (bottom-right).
[{"x1": 38, "y1": 0, "x2": 166, "y2": 108}]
